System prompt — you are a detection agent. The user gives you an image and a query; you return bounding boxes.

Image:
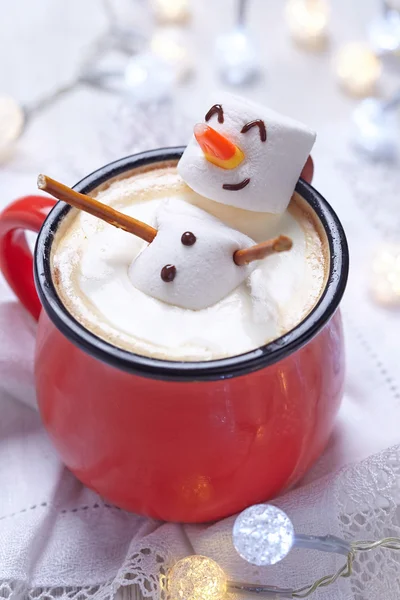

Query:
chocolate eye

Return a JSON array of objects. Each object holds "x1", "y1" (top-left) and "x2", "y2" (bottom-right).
[
  {"x1": 161, "y1": 265, "x2": 176, "y2": 282},
  {"x1": 205, "y1": 104, "x2": 224, "y2": 124},
  {"x1": 181, "y1": 231, "x2": 196, "y2": 246},
  {"x1": 241, "y1": 119, "x2": 267, "y2": 142}
]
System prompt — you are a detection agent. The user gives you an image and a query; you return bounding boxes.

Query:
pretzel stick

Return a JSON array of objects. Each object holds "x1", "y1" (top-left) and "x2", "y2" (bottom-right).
[
  {"x1": 37, "y1": 174, "x2": 157, "y2": 243},
  {"x1": 234, "y1": 235, "x2": 293, "y2": 266}
]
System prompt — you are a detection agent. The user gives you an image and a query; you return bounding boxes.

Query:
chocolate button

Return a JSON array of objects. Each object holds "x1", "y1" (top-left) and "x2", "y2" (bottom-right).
[
  {"x1": 161, "y1": 264, "x2": 176, "y2": 282},
  {"x1": 181, "y1": 231, "x2": 196, "y2": 246}
]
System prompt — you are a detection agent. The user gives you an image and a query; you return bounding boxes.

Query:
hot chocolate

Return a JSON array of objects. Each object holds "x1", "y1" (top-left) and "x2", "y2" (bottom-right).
[{"x1": 51, "y1": 163, "x2": 328, "y2": 361}]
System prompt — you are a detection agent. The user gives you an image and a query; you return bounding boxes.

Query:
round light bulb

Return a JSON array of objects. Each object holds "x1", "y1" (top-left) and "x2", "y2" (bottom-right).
[
  {"x1": 285, "y1": 0, "x2": 329, "y2": 50},
  {"x1": 0, "y1": 95, "x2": 24, "y2": 160},
  {"x1": 168, "y1": 555, "x2": 227, "y2": 600},
  {"x1": 124, "y1": 53, "x2": 174, "y2": 101},
  {"x1": 335, "y1": 43, "x2": 381, "y2": 98},
  {"x1": 351, "y1": 98, "x2": 399, "y2": 161},
  {"x1": 369, "y1": 12, "x2": 400, "y2": 54},
  {"x1": 233, "y1": 504, "x2": 295, "y2": 566},
  {"x1": 150, "y1": 28, "x2": 192, "y2": 82},
  {"x1": 152, "y1": 0, "x2": 190, "y2": 24},
  {"x1": 370, "y1": 244, "x2": 400, "y2": 307},
  {"x1": 215, "y1": 28, "x2": 260, "y2": 86}
]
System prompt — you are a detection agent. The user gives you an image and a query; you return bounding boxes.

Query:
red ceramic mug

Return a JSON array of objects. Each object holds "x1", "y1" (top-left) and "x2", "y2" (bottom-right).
[{"x1": 0, "y1": 149, "x2": 348, "y2": 523}]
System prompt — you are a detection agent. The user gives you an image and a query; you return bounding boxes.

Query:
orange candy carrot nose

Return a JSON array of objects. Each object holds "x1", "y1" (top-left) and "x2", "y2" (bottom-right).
[{"x1": 194, "y1": 123, "x2": 245, "y2": 170}]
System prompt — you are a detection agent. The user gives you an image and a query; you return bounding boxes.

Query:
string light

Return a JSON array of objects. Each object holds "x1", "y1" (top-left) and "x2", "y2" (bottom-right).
[
  {"x1": 214, "y1": 0, "x2": 261, "y2": 86},
  {"x1": 167, "y1": 504, "x2": 400, "y2": 599},
  {"x1": 152, "y1": 0, "x2": 191, "y2": 25},
  {"x1": 335, "y1": 43, "x2": 382, "y2": 97},
  {"x1": 0, "y1": 95, "x2": 24, "y2": 161},
  {"x1": 150, "y1": 28, "x2": 192, "y2": 82},
  {"x1": 351, "y1": 97, "x2": 400, "y2": 161},
  {"x1": 233, "y1": 504, "x2": 295, "y2": 566},
  {"x1": 368, "y1": 1, "x2": 400, "y2": 54},
  {"x1": 370, "y1": 243, "x2": 400, "y2": 306},
  {"x1": 285, "y1": 0, "x2": 330, "y2": 50},
  {"x1": 168, "y1": 555, "x2": 226, "y2": 600}
]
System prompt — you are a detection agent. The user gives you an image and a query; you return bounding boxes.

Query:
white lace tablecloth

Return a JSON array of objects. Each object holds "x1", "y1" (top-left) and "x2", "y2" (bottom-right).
[{"x1": 0, "y1": 0, "x2": 400, "y2": 599}]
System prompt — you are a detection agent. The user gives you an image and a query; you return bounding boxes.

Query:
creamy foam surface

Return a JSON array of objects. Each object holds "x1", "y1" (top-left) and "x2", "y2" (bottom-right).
[{"x1": 52, "y1": 166, "x2": 327, "y2": 361}]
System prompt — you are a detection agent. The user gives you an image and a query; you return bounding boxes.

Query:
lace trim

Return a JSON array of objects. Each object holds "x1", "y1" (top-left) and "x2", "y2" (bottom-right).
[
  {"x1": 0, "y1": 543, "x2": 171, "y2": 600},
  {"x1": 336, "y1": 446, "x2": 400, "y2": 600},
  {"x1": 2, "y1": 449, "x2": 399, "y2": 600}
]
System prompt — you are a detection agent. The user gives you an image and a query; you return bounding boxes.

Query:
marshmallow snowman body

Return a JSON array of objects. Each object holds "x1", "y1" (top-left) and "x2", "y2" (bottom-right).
[
  {"x1": 129, "y1": 199, "x2": 256, "y2": 310},
  {"x1": 178, "y1": 92, "x2": 316, "y2": 214}
]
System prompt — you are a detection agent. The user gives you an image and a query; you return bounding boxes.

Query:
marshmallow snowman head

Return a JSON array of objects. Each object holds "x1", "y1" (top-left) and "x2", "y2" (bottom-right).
[
  {"x1": 129, "y1": 199, "x2": 256, "y2": 310},
  {"x1": 178, "y1": 92, "x2": 316, "y2": 214}
]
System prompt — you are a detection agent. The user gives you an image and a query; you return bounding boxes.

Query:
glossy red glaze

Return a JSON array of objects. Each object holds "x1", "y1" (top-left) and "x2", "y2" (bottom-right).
[
  {"x1": 34, "y1": 309, "x2": 344, "y2": 523},
  {"x1": 0, "y1": 155, "x2": 346, "y2": 523}
]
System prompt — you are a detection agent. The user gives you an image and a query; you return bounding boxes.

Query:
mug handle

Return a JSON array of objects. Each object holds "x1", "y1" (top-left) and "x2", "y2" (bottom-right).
[{"x1": 0, "y1": 195, "x2": 56, "y2": 321}]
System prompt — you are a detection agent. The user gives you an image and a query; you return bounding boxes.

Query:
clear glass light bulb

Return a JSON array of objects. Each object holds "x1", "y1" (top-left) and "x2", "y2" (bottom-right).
[
  {"x1": 168, "y1": 555, "x2": 226, "y2": 600},
  {"x1": 370, "y1": 244, "x2": 400, "y2": 306},
  {"x1": 233, "y1": 504, "x2": 295, "y2": 566},
  {"x1": 152, "y1": 0, "x2": 190, "y2": 24},
  {"x1": 215, "y1": 27, "x2": 260, "y2": 86},
  {"x1": 150, "y1": 28, "x2": 192, "y2": 82},
  {"x1": 335, "y1": 43, "x2": 381, "y2": 97},
  {"x1": 351, "y1": 98, "x2": 399, "y2": 161},
  {"x1": 124, "y1": 52, "x2": 174, "y2": 101},
  {"x1": 369, "y1": 4, "x2": 400, "y2": 53},
  {"x1": 285, "y1": 0, "x2": 330, "y2": 50},
  {"x1": 0, "y1": 95, "x2": 24, "y2": 160}
]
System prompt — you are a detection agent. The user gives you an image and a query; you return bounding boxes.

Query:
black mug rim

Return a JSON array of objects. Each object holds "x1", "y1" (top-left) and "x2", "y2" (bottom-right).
[{"x1": 34, "y1": 148, "x2": 349, "y2": 382}]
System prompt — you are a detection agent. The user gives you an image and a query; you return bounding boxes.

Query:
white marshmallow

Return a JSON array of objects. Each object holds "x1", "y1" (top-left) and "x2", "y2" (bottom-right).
[
  {"x1": 128, "y1": 199, "x2": 256, "y2": 310},
  {"x1": 178, "y1": 92, "x2": 316, "y2": 214}
]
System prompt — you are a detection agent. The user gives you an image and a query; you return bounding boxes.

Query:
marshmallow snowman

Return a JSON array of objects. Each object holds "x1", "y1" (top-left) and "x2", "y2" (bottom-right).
[
  {"x1": 178, "y1": 92, "x2": 316, "y2": 214},
  {"x1": 129, "y1": 199, "x2": 256, "y2": 310}
]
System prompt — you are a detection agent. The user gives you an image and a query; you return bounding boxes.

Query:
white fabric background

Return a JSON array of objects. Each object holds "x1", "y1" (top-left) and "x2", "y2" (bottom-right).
[{"x1": 0, "y1": 0, "x2": 400, "y2": 599}]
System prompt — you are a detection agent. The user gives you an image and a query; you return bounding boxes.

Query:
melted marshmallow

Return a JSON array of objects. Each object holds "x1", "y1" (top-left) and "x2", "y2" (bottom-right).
[
  {"x1": 52, "y1": 167, "x2": 326, "y2": 361},
  {"x1": 178, "y1": 92, "x2": 316, "y2": 214},
  {"x1": 129, "y1": 199, "x2": 256, "y2": 310}
]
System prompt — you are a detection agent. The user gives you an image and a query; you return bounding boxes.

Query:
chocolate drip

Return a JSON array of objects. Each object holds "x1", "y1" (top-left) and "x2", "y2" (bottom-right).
[
  {"x1": 161, "y1": 264, "x2": 176, "y2": 282},
  {"x1": 241, "y1": 119, "x2": 267, "y2": 142},
  {"x1": 205, "y1": 104, "x2": 224, "y2": 124},
  {"x1": 181, "y1": 231, "x2": 196, "y2": 246},
  {"x1": 223, "y1": 178, "x2": 251, "y2": 191}
]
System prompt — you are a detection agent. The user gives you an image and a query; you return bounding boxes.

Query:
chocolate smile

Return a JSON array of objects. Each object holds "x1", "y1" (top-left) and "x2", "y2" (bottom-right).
[{"x1": 222, "y1": 178, "x2": 251, "y2": 191}]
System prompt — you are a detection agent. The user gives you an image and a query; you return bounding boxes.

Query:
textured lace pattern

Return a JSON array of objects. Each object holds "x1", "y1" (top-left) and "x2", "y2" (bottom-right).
[
  {"x1": 1, "y1": 449, "x2": 397, "y2": 600},
  {"x1": 0, "y1": 544, "x2": 171, "y2": 600},
  {"x1": 337, "y1": 447, "x2": 400, "y2": 600}
]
